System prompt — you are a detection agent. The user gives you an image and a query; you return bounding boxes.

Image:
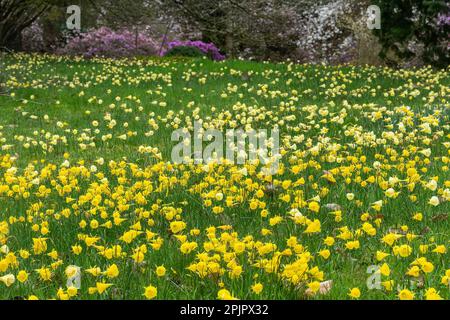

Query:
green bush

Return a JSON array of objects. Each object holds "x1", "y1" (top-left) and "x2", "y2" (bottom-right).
[{"x1": 164, "y1": 46, "x2": 206, "y2": 59}]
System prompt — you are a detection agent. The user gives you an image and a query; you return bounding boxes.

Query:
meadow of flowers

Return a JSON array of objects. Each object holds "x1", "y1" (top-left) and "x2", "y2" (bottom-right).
[{"x1": 0, "y1": 53, "x2": 448, "y2": 300}]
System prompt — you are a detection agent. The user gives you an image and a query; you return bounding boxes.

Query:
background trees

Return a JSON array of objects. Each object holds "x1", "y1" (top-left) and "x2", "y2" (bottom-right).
[
  {"x1": 0, "y1": 0, "x2": 51, "y2": 50},
  {"x1": 160, "y1": 0, "x2": 305, "y2": 59},
  {"x1": 1, "y1": 0, "x2": 449, "y2": 67}
]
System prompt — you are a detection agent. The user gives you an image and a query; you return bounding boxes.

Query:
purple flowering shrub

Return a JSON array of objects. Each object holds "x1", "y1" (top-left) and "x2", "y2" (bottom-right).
[
  {"x1": 162, "y1": 40, "x2": 225, "y2": 61},
  {"x1": 58, "y1": 27, "x2": 158, "y2": 58},
  {"x1": 436, "y1": 12, "x2": 450, "y2": 51}
]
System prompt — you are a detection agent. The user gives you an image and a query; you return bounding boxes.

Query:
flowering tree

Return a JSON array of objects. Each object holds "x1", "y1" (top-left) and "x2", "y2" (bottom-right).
[{"x1": 295, "y1": 0, "x2": 357, "y2": 63}]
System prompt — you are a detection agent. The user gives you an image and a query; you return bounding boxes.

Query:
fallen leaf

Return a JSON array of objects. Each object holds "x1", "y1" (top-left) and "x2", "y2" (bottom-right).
[
  {"x1": 431, "y1": 214, "x2": 448, "y2": 222},
  {"x1": 324, "y1": 203, "x2": 341, "y2": 211}
]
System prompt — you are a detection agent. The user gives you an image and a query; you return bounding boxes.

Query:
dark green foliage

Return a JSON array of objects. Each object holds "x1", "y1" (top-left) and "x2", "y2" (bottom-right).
[
  {"x1": 373, "y1": 0, "x2": 449, "y2": 68},
  {"x1": 164, "y1": 45, "x2": 206, "y2": 58}
]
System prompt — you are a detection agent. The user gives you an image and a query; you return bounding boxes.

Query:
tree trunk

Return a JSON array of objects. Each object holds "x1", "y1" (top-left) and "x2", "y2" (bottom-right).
[
  {"x1": 0, "y1": 2, "x2": 49, "y2": 51},
  {"x1": 225, "y1": 33, "x2": 233, "y2": 57},
  {"x1": 42, "y1": 18, "x2": 58, "y2": 52},
  {"x1": 135, "y1": 27, "x2": 139, "y2": 50},
  {"x1": 159, "y1": 21, "x2": 173, "y2": 56},
  {"x1": 225, "y1": 13, "x2": 233, "y2": 58}
]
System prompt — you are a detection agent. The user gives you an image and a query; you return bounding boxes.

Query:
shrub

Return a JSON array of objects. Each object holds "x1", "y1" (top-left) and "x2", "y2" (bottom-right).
[
  {"x1": 21, "y1": 21, "x2": 45, "y2": 52},
  {"x1": 164, "y1": 45, "x2": 206, "y2": 58},
  {"x1": 58, "y1": 27, "x2": 158, "y2": 58},
  {"x1": 162, "y1": 40, "x2": 225, "y2": 61}
]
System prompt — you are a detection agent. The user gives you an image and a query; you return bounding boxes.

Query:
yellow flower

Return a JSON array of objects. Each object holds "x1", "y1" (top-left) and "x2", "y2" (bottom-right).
[
  {"x1": 308, "y1": 201, "x2": 320, "y2": 213},
  {"x1": 47, "y1": 249, "x2": 58, "y2": 260},
  {"x1": 144, "y1": 285, "x2": 157, "y2": 299},
  {"x1": 36, "y1": 267, "x2": 52, "y2": 281},
  {"x1": 371, "y1": 200, "x2": 383, "y2": 211},
  {"x1": 17, "y1": 270, "x2": 29, "y2": 283},
  {"x1": 84, "y1": 236, "x2": 100, "y2": 246},
  {"x1": 432, "y1": 245, "x2": 446, "y2": 254},
  {"x1": 419, "y1": 245, "x2": 429, "y2": 254},
  {"x1": 19, "y1": 250, "x2": 30, "y2": 259},
  {"x1": 96, "y1": 282, "x2": 113, "y2": 294},
  {"x1": 132, "y1": 250, "x2": 145, "y2": 263},
  {"x1": 180, "y1": 241, "x2": 198, "y2": 254},
  {"x1": 385, "y1": 188, "x2": 398, "y2": 198},
  {"x1": 218, "y1": 289, "x2": 237, "y2": 300},
  {"x1": 397, "y1": 244, "x2": 412, "y2": 257},
  {"x1": 421, "y1": 261, "x2": 434, "y2": 273},
  {"x1": 381, "y1": 280, "x2": 394, "y2": 291},
  {"x1": 307, "y1": 281, "x2": 321, "y2": 294},
  {"x1": 65, "y1": 265, "x2": 79, "y2": 278},
  {"x1": 169, "y1": 221, "x2": 186, "y2": 234},
  {"x1": 156, "y1": 265, "x2": 166, "y2": 277},
  {"x1": 345, "y1": 240, "x2": 360, "y2": 250},
  {"x1": 406, "y1": 265, "x2": 421, "y2": 277},
  {"x1": 379, "y1": 263, "x2": 390, "y2": 276},
  {"x1": 323, "y1": 237, "x2": 335, "y2": 246},
  {"x1": 269, "y1": 216, "x2": 283, "y2": 226},
  {"x1": 318, "y1": 249, "x2": 330, "y2": 259},
  {"x1": 86, "y1": 266, "x2": 102, "y2": 277},
  {"x1": 381, "y1": 233, "x2": 402, "y2": 246},
  {"x1": 233, "y1": 241, "x2": 246, "y2": 254},
  {"x1": 67, "y1": 286, "x2": 78, "y2": 297},
  {"x1": 304, "y1": 219, "x2": 321, "y2": 234},
  {"x1": 251, "y1": 283, "x2": 263, "y2": 295},
  {"x1": 88, "y1": 287, "x2": 98, "y2": 295},
  {"x1": 424, "y1": 288, "x2": 442, "y2": 300},
  {"x1": 71, "y1": 244, "x2": 82, "y2": 255},
  {"x1": 0, "y1": 221, "x2": 9, "y2": 235},
  {"x1": 105, "y1": 264, "x2": 119, "y2": 278},
  {"x1": 376, "y1": 251, "x2": 390, "y2": 261},
  {"x1": 32, "y1": 238, "x2": 48, "y2": 255},
  {"x1": 398, "y1": 289, "x2": 414, "y2": 300},
  {"x1": 348, "y1": 287, "x2": 361, "y2": 299}
]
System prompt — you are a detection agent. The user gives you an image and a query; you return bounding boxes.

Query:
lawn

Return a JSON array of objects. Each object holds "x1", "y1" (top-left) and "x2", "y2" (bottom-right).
[{"x1": 0, "y1": 53, "x2": 448, "y2": 300}]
